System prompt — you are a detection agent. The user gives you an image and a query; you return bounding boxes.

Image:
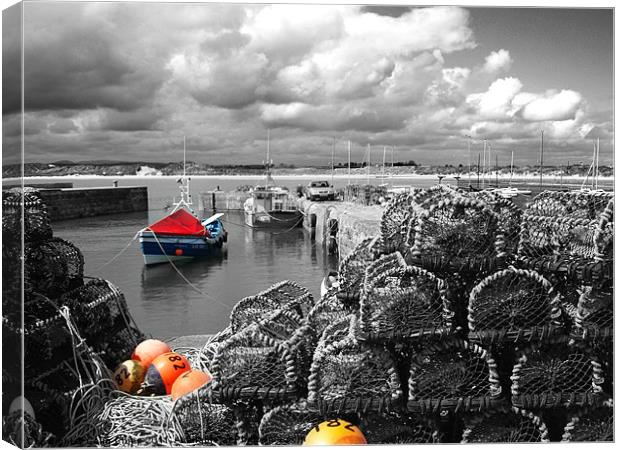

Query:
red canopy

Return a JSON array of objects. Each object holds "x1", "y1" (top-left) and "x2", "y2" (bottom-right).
[{"x1": 147, "y1": 208, "x2": 210, "y2": 237}]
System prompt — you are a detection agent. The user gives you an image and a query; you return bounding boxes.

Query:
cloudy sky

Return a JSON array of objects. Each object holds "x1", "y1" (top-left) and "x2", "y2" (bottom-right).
[{"x1": 2, "y1": 2, "x2": 614, "y2": 166}]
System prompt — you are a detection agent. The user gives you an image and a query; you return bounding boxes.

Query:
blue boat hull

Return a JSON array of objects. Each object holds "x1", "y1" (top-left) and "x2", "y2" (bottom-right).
[{"x1": 139, "y1": 232, "x2": 225, "y2": 266}]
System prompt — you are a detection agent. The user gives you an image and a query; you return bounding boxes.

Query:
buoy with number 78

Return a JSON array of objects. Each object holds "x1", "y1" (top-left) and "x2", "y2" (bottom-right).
[{"x1": 303, "y1": 419, "x2": 367, "y2": 445}]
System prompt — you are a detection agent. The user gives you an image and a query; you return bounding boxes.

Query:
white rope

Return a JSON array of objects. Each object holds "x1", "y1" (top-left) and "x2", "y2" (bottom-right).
[{"x1": 93, "y1": 232, "x2": 140, "y2": 272}]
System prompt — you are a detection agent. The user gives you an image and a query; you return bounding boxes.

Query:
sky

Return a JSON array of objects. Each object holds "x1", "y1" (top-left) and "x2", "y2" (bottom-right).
[{"x1": 1, "y1": 2, "x2": 615, "y2": 167}]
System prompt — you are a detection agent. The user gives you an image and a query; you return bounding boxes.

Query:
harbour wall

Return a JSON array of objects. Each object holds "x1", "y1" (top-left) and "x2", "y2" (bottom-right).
[
  {"x1": 297, "y1": 198, "x2": 383, "y2": 259},
  {"x1": 37, "y1": 186, "x2": 148, "y2": 221}
]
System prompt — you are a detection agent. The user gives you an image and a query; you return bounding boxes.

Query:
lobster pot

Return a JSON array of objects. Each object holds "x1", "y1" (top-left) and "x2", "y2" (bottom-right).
[
  {"x1": 25, "y1": 237, "x2": 84, "y2": 299},
  {"x1": 517, "y1": 191, "x2": 613, "y2": 262},
  {"x1": 570, "y1": 284, "x2": 613, "y2": 343},
  {"x1": 407, "y1": 339, "x2": 503, "y2": 413},
  {"x1": 510, "y1": 343, "x2": 605, "y2": 409},
  {"x1": 96, "y1": 395, "x2": 183, "y2": 447},
  {"x1": 561, "y1": 400, "x2": 613, "y2": 442},
  {"x1": 409, "y1": 196, "x2": 503, "y2": 274},
  {"x1": 336, "y1": 237, "x2": 382, "y2": 303},
  {"x1": 59, "y1": 279, "x2": 145, "y2": 369},
  {"x1": 2, "y1": 187, "x2": 53, "y2": 243},
  {"x1": 307, "y1": 316, "x2": 404, "y2": 414},
  {"x1": 2, "y1": 410, "x2": 54, "y2": 448},
  {"x1": 210, "y1": 310, "x2": 311, "y2": 402},
  {"x1": 307, "y1": 294, "x2": 353, "y2": 344},
  {"x1": 461, "y1": 408, "x2": 550, "y2": 443},
  {"x1": 380, "y1": 192, "x2": 413, "y2": 254},
  {"x1": 230, "y1": 294, "x2": 304, "y2": 334},
  {"x1": 360, "y1": 411, "x2": 442, "y2": 444},
  {"x1": 256, "y1": 280, "x2": 315, "y2": 317},
  {"x1": 172, "y1": 385, "x2": 238, "y2": 446},
  {"x1": 358, "y1": 263, "x2": 453, "y2": 342},
  {"x1": 258, "y1": 400, "x2": 330, "y2": 445},
  {"x1": 2, "y1": 241, "x2": 26, "y2": 310},
  {"x1": 469, "y1": 190, "x2": 523, "y2": 259},
  {"x1": 468, "y1": 268, "x2": 564, "y2": 346}
]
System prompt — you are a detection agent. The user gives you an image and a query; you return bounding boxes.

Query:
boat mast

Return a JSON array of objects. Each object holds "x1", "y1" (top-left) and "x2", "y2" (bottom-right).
[
  {"x1": 331, "y1": 136, "x2": 335, "y2": 187},
  {"x1": 172, "y1": 136, "x2": 194, "y2": 214},
  {"x1": 509, "y1": 150, "x2": 514, "y2": 187},
  {"x1": 366, "y1": 144, "x2": 370, "y2": 185},
  {"x1": 466, "y1": 135, "x2": 471, "y2": 187},
  {"x1": 347, "y1": 140, "x2": 351, "y2": 186},
  {"x1": 595, "y1": 138, "x2": 600, "y2": 190},
  {"x1": 390, "y1": 146, "x2": 394, "y2": 188},
  {"x1": 382, "y1": 146, "x2": 386, "y2": 184},
  {"x1": 482, "y1": 140, "x2": 487, "y2": 188},
  {"x1": 539, "y1": 130, "x2": 544, "y2": 191}
]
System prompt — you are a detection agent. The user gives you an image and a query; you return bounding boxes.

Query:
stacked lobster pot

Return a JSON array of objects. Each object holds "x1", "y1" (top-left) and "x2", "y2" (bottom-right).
[{"x1": 1, "y1": 188, "x2": 142, "y2": 445}]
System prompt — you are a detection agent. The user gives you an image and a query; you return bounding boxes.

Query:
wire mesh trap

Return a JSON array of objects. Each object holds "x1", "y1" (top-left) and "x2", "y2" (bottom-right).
[
  {"x1": 336, "y1": 237, "x2": 382, "y2": 302},
  {"x1": 510, "y1": 343, "x2": 605, "y2": 409},
  {"x1": 360, "y1": 411, "x2": 442, "y2": 444},
  {"x1": 409, "y1": 196, "x2": 503, "y2": 273},
  {"x1": 380, "y1": 192, "x2": 413, "y2": 254},
  {"x1": 517, "y1": 191, "x2": 614, "y2": 261},
  {"x1": 307, "y1": 293, "x2": 353, "y2": 344},
  {"x1": 461, "y1": 407, "x2": 550, "y2": 443},
  {"x1": 171, "y1": 384, "x2": 238, "y2": 446},
  {"x1": 468, "y1": 268, "x2": 564, "y2": 345},
  {"x1": 307, "y1": 316, "x2": 404, "y2": 414},
  {"x1": 25, "y1": 237, "x2": 85, "y2": 299},
  {"x1": 257, "y1": 280, "x2": 315, "y2": 317},
  {"x1": 59, "y1": 278, "x2": 145, "y2": 369},
  {"x1": 569, "y1": 284, "x2": 613, "y2": 342},
  {"x1": 210, "y1": 309, "x2": 312, "y2": 402},
  {"x1": 407, "y1": 338, "x2": 503, "y2": 413},
  {"x1": 230, "y1": 294, "x2": 303, "y2": 334},
  {"x1": 2, "y1": 187, "x2": 53, "y2": 243},
  {"x1": 358, "y1": 262, "x2": 453, "y2": 342},
  {"x1": 561, "y1": 399, "x2": 613, "y2": 442},
  {"x1": 2, "y1": 410, "x2": 55, "y2": 448},
  {"x1": 258, "y1": 400, "x2": 328, "y2": 445}
]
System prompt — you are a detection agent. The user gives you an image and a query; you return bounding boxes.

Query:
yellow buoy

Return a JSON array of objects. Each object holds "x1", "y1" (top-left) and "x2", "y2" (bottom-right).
[
  {"x1": 304, "y1": 419, "x2": 367, "y2": 445},
  {"x1": 114, "y1": 360, "x2": 147, "y2": 394}
]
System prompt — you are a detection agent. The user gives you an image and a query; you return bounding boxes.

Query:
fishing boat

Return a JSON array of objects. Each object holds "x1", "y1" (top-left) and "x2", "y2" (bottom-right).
[
  {"x1": 138, "y1": 139, "x2": 227, "y2": 265},
  {"x1": 243, "y1": 130, "x2": 303, "y2": 228}
]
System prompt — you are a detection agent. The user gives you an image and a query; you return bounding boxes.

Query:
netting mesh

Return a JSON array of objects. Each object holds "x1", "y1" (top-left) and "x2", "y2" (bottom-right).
[
  {"x1": 380, "y1": 192, "x2": 413, "y2": 254},
  {"x1": 360, "y1": 412, "x2": 441, "y2": 444},
  {"x1": 25, "y1": 237, "x2": 84, "y2": 298},
  {"x1": 461, "y1": 408, "x2": 549, "y2": 443},
  {"x1": 518, "y1": 191, "x2": 614, "y2": 261},
  {"x1": 409, "y1": 196, "x2": 502, "y2": 270},
  {"x1": 571, "y1": 284, "x2": 613, "y2": 341},
  {"x1": 307, "y1": 293, "x2": 352, "y2": 343},
  {"x1": 468, "y1": 268, "x2": 564, "y2": 344},
  {"x1": 2, "y1": 187, "x2": 53, "y2": 243},
  {"x1": 307, "y1": 316, "x2": 403, "y2": 414},
  {"x1": 230, "y1": 294, "x2": 302, "y2": 334},
  {"x1": 257, "y1": 280, "x2": 315, "y2": 316},
  {"x1": 510, "y1": 344, "x2": 604, "y2": 409},
  {"x1": 407, "y1": 339, "x2": 502, "y2": 413},
  {"x1": 336, "y1": 237, "x2": 383, "y2": 302},
  {"x1": 210, "y1": 309, "x2": 311, "y2": 401},
  {"x1": 561, "y1": 401, "x2": 613, "y2": 442},
  {"x1": 359, "y1": 262, "x2": 452, "y2": 342},
  {"x1": 59, "y1": 279, "x2": 145, "y2": 369},
  {"x1": 172, "y1": 385, "x2": 238, "y2": 446},
  {"x1": 258, "y1": 400, "x2": 326, "y2": 445},
  {"x1": 2, "y1": 410, "x2": 55, "y2": 448}
]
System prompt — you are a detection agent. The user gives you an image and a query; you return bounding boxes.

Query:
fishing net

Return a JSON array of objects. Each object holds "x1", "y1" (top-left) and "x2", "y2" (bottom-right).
[
  {"x1": 210, "y1": 309, "x2": 312, "y2": 402},
  {"x1": 510, "y1": 343, "x2": 604, "y2": 409},
  {"x1": 570, "y1": 284, "x2": 613, "y2": 342},
  {"x1": 2, "y1": 187, "x2": 53, "y2": 243},
  {"x1": 336, "y1": 237, "x2": 382, "y2": 303},
  {"x1": 517, "y1": 191, "x2": 614, "y2": 261},
  {"x1": 95, "y1": 394, "x2": 184, "y2": 447},
  {"x1": 307, "y1": 315, "x2": 404, "y2": 414},
  {"x1": 25, "y1": 237, "x2": 84, "y2": 299},
  {"x1": 59, "y1": 278, "x2": 145, "y2": 369},
  {"x1": 2, "y1": 410, "x2": 55, "y2": 448},
  {"x1": 561, "y1": 400, "x2": 613, "y2": 442},
  {"x1": 306, "y1": 293, "x2": 353, "y2": 344},
  {"x1": 258, "y1": 400, "x2": 327, "y2": 445},
  {"x1": 358, "y1": 262, "x2": 453, "y2": 342},
  {"x1": 461, "y1": 408, "x2": 549, "y2": 443},
  {"x1": 407, "y1": 338, "x2": 502, "y2": 413},
  {"x1": 409, "y1": 196, "x2": 503, "y2": 273},
  {"x1": 256, "y1": 280, "x2": 315, "y2": 317},
  {"x1": 380, "y1": 192, "x2": 413, "y2": 254},
  {"x1": 467, "y1": 268, "x2": 564, "y2": 345},
  {"x1": 230, "y1": 294, "x2": 304, "y2": 334},
  {"x1": 360, "y1": 411, "x2": 442, "y2": 444},
  {"x1": 171, "y1": 384, "x2": 238, "y2": 446}
]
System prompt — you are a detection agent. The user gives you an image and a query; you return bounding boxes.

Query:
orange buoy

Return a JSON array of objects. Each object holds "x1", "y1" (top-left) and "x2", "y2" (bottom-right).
[
  {"x1": 144, "y1": 352, "x2": 191, "y2": 395},
  {"x1": 304, "y1": 419, "x2": 367, "y2": 446},
  {"x1": 113, "y1": 360, "x2": 147, "y2": 394},
  {"x1": 171, "y1": 370, "x2": 213, "y2": 400},
  {"x1": 175, "y1": 248, "x2": 183, "y2": 256},
  {"x1": 131, "y1": 339, "x2": 171, "y2": 368}
]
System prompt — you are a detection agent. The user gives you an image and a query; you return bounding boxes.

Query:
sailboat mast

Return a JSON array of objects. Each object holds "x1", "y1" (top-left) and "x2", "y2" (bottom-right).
[
  {"x1": 366, "y1": 144, "x2": 370, "y2": 185},
  {"x1": 467, "y1": 135, "x2": 471, "y2": 187},
  {"x1": 595, "y1": 138, "x2": 600, "y2": 190},
  {"x1": 391, "y1": 146, "x2": 394, "y2": 188},
  {"x1": 183, "y1": 136, "x2": 186, "y2": 178},
  {"x1": 382, "y1": 146, "x2": 386, "y2": 184},
  {"x1": 482, "y1": 140, "x2": 487, "y2": 187},
  {"x1": 509, "y1": 150, "x2": 514, "y2": 187},
  {"x1": 348, "y1": 140, "x2": 351, "y2": 186},
  {"x1": 539, "y1": 130, "x2": 544, "y2": 191}
]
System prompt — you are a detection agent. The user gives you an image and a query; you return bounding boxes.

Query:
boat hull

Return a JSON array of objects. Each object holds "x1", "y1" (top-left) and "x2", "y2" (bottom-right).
[
  {"x1": 244, "y1": 210, "x2": 303, "y2": 228},
  {"x1": 139, "y1": 231, "x2": 224, "y2": 266}
]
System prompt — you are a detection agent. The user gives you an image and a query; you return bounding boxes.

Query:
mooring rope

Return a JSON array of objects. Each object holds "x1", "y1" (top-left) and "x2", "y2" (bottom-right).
[{"x1": 92, "y1": 232, "x2": 140, "y2": 272}]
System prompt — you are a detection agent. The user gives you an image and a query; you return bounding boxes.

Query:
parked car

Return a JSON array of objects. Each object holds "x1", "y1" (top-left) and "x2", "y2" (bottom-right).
[{"x1": 305, "y1": 181, "x2": 336, "y2": 201}]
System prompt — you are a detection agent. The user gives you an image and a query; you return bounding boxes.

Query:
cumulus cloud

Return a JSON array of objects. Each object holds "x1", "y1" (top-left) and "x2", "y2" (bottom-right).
[
  {"x1": 482, "y1": 49, "x2": 513, "y2": 73},
  {"x1": 518, "y1": 89, "x2": 583, "y2": 121},
  {"x1": 466, "y1": 77, "x2": 523, "y2": 119}
]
